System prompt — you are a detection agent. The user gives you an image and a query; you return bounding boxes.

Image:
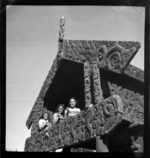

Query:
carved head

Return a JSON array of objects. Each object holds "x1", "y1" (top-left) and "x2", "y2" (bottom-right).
[{"x1": 60, "y1": 16, "x2": 65, "y2": 27}]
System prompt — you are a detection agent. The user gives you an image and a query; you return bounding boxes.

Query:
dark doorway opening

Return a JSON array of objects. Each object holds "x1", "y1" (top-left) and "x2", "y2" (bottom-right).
[{"x1": 44, "y1": 59, "x2": 85, "y2": 113}]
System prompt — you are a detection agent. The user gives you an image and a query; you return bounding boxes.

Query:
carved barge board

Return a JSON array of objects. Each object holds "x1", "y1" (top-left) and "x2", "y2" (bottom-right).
[
  {"x1": 84, "y1": 61, "x2": 92, "y2": 107},
  {"x1": 25, "y1": 16, "x2": 144, "y2": 152},
  {"x1": 63, "y1": 39, "x2": 141, "y2": 73},
  {"x1": 25, "y1": 62, "x2": 144, "y2": 152},
  {"x1": 26, "y1": 56, "x2": 60, "y2": 129},
  {"x1": 26, "y1": 39, "x2": 143, "y2": 129}
]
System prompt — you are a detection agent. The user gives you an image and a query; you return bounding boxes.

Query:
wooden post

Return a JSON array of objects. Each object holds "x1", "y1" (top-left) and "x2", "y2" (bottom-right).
[
  {"x1": 58, "y1": 16, "x2": 65, "y2": 60},
  {"x1": 59, "y1": 16, "x2": 65, "y2": 41},
  {"x1": 84, "y1": 61, "x2": 92, "y2": 108},
  {"x1": 92, "y1": 60, "x2": 108, "y2": 152},
  {"x1": 92, "y1": 60, "x2": 103, "y2": 106},
  {"x1": 84, "y1": 60, "x2": 93, "y2": 150}
]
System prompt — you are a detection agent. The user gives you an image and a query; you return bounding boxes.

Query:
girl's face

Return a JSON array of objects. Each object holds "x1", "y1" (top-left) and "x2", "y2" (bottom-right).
[
  {"x1": 58, "y1": 106, "x2": 63, "y2": 114},
  {"x1": 70, "y1": 98, "x2": 76, "y2": 108},
  {"x1": 43, "y1": 113, "x2": 48, "y2": 120}
]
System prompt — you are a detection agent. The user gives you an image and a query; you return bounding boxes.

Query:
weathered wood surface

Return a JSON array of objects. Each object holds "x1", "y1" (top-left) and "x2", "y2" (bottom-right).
[
  {"x1": 63, "y1": 40, "x2": 142, "y2": 76},
  {"x1": 26, "y1": 38, "x2": 143, "y2": 130},
  {"x1": 25, "y1": 17, "x2": 144, "y2": 152},
  {"x1": 24, "y1": 93, "x2": 144, "y2": 152}
]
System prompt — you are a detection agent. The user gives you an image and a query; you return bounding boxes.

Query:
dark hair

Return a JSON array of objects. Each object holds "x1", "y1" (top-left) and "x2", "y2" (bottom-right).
[
  {"x1": 68, "y1": 97, "x2": 78, "y2": 107},
  {"x1": 40, "y1": 112, "x2": 50, "y2": 121},
  {"x1": 55, "y1": 104, "x2": 65, "y2": 116}
]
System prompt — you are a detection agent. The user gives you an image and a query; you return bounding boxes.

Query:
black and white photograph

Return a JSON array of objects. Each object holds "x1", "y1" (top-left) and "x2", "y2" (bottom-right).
[{"x1": 3, "y1": 2, "x2": 148, "y2": 155}]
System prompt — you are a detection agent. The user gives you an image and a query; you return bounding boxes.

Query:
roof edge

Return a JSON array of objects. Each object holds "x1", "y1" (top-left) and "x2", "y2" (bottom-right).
[{"x1": 26, "y1": 38, "x2": 143, "y2": 129}]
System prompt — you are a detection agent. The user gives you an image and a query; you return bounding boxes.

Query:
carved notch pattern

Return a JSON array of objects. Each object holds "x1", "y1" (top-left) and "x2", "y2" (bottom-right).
[
  {"x1": 25, "y1": 94, "x2": 124, "y2": 152},
  {"x1": 63, "y1": 40, "x2": 141, "y2": 74},
  {"x1": 84, "y1": 61, "x2": 92, "y2": 107},
  {"x1": 26, "y1": 57, "x2": 60, "y2": 129},
  {"x1": 59, "y1": 16, "x2": 65, "y2": 41},
  {"x1": 92, "y1": 60, "x2": 103, "y2": 106},
  {"x1": 107, "y1": 81, "x2": 144, "y2": 124}
]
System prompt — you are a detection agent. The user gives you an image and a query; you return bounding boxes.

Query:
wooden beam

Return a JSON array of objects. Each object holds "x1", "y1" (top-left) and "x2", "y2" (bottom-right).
[{"x1": 92, "y1": 60, "x2": 103, "y2": 105}]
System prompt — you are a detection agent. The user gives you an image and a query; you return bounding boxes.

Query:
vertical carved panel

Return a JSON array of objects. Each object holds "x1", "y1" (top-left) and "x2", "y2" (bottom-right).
[
  {"x1": 84, "y1": 61, "x2": 92, "y2": 107},
  {"x1": 92, "y1": 60, "x2": 103, "y2": 106},
  {"x1": 59, "y1": 16, "x2": 65, "y2": 41},
  {"x1": 58, "y1": 17, "x2": 65, "y2": 60}
]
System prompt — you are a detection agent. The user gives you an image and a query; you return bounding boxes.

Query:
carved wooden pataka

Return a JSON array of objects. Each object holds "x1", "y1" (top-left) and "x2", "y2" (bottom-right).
[{"x1": 24, "y1": 17, "x2": 144, "y2": 153}]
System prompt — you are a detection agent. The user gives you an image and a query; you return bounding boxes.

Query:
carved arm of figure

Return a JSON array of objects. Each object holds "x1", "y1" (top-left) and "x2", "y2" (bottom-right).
[
  {"x1": 103, "y1": 94, "x2": 124, "y2": 117},
  {"x1": 85, "y1": 106, "x2": 95, "y2": 138},
  {"x1": 102, "y1": 94, "x2": 124, "y2": 134}
]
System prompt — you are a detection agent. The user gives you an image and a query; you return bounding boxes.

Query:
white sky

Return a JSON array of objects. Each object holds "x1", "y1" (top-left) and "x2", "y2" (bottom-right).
[{"x1": 6, "y1": 6, "x2": 145, "y2": 151}]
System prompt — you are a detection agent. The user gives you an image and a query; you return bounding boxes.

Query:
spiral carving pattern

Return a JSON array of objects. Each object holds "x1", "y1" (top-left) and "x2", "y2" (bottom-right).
[{"x1": 25, "y1": 95, "x2": 124, "y2": 152}]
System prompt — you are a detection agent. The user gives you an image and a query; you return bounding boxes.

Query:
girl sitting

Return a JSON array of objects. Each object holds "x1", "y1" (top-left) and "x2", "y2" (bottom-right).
[{"x1": 65, "y1": 97, "x2": 81, "y2": 117}]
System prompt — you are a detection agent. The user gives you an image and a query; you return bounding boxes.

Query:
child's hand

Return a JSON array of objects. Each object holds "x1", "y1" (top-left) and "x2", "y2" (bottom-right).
[
  {"x1": 59, "y1": 115, "x2": 64, "y2": 119},
  {"x1": 46, "y1": 122, "x2": 52, "y2": 128},
  {"x1": 65, "y1": 107, "x2": 69, "y2": 113}
]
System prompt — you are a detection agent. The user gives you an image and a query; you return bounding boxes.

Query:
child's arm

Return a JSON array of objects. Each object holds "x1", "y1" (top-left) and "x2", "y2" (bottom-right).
[{"x1": 64, "y1": 107, "x2": 69, "y2": 117}]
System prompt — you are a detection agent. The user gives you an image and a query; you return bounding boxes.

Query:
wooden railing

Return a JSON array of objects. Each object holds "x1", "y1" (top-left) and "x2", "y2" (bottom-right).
[{"x1": 24, "y1": 94, "x2": 143, "y2": 152}]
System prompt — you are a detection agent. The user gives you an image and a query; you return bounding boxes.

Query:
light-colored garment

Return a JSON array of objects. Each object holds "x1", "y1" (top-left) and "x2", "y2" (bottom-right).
[
  {"x1": 38, "y1": 119, "x2": 51, "y2": 131},
  {"x1": 65, "y1": 107, "x2": 81, "y2": 117}
]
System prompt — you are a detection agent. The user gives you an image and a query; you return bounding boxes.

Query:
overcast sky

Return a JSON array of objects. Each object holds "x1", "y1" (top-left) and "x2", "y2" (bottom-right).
[{"x1": 6, "y1": 6, "x2": 145, "y2": 151}]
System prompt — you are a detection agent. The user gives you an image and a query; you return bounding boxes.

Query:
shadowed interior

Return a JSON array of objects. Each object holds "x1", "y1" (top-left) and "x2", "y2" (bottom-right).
[{"x1": 44, "y1": 59, "x2": 85, "y2": 112}]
